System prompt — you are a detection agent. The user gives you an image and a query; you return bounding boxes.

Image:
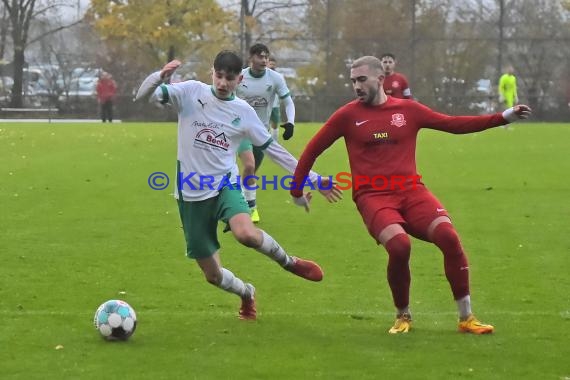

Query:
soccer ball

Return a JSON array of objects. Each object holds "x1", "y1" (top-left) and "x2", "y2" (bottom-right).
[{"x1": 93, "y1": 300, "x2": 137, "y2": 341}]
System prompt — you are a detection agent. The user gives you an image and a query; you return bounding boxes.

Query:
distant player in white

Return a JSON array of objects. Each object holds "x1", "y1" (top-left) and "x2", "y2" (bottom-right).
[
  {"x1": 236, "y1": 43, "x2": 296, "y2": 223},
  {"x1": 135, "y1": 50, "x2": 341, "y2": 320}
]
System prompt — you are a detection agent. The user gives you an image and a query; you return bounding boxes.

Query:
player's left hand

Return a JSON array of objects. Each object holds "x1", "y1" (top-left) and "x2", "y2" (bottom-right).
[
  {"x1": 502, "y1": 104, "x2": 532, "y2": 122},
  {"x1": 281, "y1": 122, "x2": 294, "y2": 140},
  {"x1": 317, "y1": 178, "x2": 343, "y2": 203},
  {"x1": 292, "y1": 193, "x2": 312, "y2": 212}
]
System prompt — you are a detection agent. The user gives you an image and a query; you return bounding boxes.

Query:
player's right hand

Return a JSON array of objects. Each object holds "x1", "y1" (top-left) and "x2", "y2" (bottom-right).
[
  {"x1": 160, "y1": 60, "x2": 182, "y2": 82},
  {"x1": 292, "y1": 193, "x2": 312, "y2": 213},
  {"x1": 502, "y1": 104, "x2": 532, "y2": 122}
]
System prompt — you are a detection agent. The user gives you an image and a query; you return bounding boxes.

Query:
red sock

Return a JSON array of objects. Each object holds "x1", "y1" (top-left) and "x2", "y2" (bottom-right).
[
  {"x1": 431, "y1": 223, "x2": 470, "y2": 299},
  {"x1": 384, "y1": 234, "x2": 411, "y2": 309}
]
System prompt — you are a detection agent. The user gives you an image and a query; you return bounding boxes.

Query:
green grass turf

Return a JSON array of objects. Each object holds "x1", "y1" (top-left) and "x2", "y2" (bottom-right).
[{"x1": 0, "y1": 121, "x2": 569, "y2": 379}]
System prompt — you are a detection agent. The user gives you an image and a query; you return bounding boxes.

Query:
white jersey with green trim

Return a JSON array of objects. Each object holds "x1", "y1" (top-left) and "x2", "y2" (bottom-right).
[
  {"x1": 236, "y1": 68, "x2": 290, "y2": 128},
  {"x1": 152, "y1": 80, "x2": 272, "y2": 201}
]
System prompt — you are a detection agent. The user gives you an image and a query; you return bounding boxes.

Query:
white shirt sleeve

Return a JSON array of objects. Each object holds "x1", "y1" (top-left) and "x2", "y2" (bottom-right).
[
  {"x1": 135, "y1": 71, "x2": 162, "y2": 103},
  {"x1": 148, "y1": 80, "x2": 199, "y2": 111},
  {"x1": 263, "y1": 141, "x2": 319, "y2": 183},
  {"x1": 281, "y1": 95, "x2": 295, "y2": 124}
]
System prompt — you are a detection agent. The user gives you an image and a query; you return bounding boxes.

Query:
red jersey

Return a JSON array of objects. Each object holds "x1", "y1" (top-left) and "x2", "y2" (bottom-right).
[
  {"x1": 383, "y1": 72, "x2": 411, "y2": 99},
  {"x1": 291, "y1": 97, "x2": 508, "y2": 200},
  {"x1": 96, "y1": 78, "x2": 117, "y2": 103}
]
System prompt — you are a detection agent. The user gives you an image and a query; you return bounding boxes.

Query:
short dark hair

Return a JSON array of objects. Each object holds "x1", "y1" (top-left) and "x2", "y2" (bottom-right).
[
  {"x1": 213, "y1": 50, "x2": 243, "y2": 75},
  {"x1": 249, "y1": 43, "x2": 270, "y2": 57},
  {"x1": 380, "y1": 53, "x2": 396, "y2": 60}
]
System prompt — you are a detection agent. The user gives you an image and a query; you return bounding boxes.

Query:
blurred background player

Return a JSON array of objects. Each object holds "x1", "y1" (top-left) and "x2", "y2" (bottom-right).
[
  {"x1": 236, "y1": 43, "x2": 296, "y2": 223},
  {"x1": 268, "y1": 54, "x2": 281, "y2": 141},
  {"x1": 498, "y1": 64, "x2": 519, "y2": 109},
  {"x1": 380, "y1": 53, "x2": 412, "y2": 99},
  {"x1": 96, "y1": 71, "x2": 117, "y2": 122}
]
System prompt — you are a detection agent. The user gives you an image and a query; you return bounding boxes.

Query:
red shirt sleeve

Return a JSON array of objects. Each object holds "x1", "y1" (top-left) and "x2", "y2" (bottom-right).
[
  {"x1": 291, "y1": 109, "x2": 346, "y2": 197},
  {"x1": 411, "y1": 101, "x2": 508, "y2": 133},
  {"x1": 401, "y1": 76, "x2": 412, "y2": 99}
]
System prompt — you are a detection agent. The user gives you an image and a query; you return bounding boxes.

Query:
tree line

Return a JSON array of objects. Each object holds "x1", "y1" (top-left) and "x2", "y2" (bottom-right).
[{"x1": 1, "y1": 0, "x2": 569, "y2": 120}]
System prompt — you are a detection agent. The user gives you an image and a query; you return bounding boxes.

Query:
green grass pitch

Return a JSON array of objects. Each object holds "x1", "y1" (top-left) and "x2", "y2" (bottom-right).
[{"x1": 1, "y1": 121, "x2": 569, "y2": 379}]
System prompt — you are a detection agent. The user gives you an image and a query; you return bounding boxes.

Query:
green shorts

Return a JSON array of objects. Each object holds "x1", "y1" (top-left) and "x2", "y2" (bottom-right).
[
  {"x1": 270, "y1": 106, "x2": 281, "y2": 126},
  {"x1": 237, "y1": 139, "x2": 265, "y2": 171},
  {"x1": 177, "y1": 186, "x2": 250, "y2": 259}
]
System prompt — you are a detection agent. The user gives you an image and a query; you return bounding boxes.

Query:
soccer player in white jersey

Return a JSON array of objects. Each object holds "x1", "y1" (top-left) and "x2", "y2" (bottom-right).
[
  {"x1": 135, "y1": 51, "x2": 341, "y2": 320},
  {"x1": 235, "y1": 43, "x2": 296, "y2": 223}
]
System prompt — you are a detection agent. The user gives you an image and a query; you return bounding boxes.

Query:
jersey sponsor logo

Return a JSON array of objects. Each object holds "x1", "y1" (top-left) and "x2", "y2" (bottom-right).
[
  {"x1": 266, "y1": 84, "x2": 273, "y2": 92},
  {"x1": 373, "y1": 132, "x2": 388, "y2": 139},
  {"x1": 197, "y1": 99, "x2": 207, "y2": 108},
  {"x1": 390, "y1": 113, "x2": 406, "y2": 128},
  {"x1": 355, "y1": 120, "x2": 369, "y2": 126},
  {"x1": 194, "y1": 129, "x2": 230, "y2": 151},
  {"x1": 244, "y1": 96, "x2": 268, "y2": 109},
  {"x1": 436, "y1": 208, "x2": 446, "y2": 213},
  {"x1": 231, "y1": 117, "x2": 241, "y2": 126},
  {"x1": 192, "y1": 120, "x2": 222, "y2": 130}
]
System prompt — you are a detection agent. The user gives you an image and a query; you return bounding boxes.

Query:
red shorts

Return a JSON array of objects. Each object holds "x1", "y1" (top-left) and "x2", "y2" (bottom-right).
[{"x1": 355, "y1": 186, "x2": 449, "y2": 243}]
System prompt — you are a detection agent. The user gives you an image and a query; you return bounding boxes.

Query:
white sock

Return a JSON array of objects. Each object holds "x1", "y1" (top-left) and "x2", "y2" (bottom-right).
[
  {"x1": 219, "y1": 268, "x2": 252, "y2": 298},
  {"x1": 244, "y1": 189, "x2": 256, "y2": 204},
  {"x1": 256, "y1": 230, "x2": 293, "y2": 267},
  {"x1": 270, "y1": 128, "x2": 279, "y2": 141},
  {"x1": 457, "y1": 295, "x2": 472, "y2": 319}
]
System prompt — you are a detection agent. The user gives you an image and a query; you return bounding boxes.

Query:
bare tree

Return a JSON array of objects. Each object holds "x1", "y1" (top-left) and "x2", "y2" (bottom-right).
[
  {"x1": 237, "y1": 0, "x2": 309, "y2": 60},
  {"x1": 2, "y1": 0, "x2": 82, "y2": 107},
  {"x1": 0, "y1": 2, "x2": 8, "y2": 61}
]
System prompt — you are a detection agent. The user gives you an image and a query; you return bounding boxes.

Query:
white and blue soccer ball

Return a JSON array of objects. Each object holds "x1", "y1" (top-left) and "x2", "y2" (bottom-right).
[{"x1": 93, "y1": 300, "x2": 137, "y2": 341}]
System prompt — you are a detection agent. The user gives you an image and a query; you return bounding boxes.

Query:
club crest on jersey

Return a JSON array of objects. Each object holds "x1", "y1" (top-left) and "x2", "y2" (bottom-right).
[
  {"x1": 392, "y1": 80, "x2": 400, "y2": 88},
  {"x1": 194, "y1": 129, "x2": 230, "y2": 151},
  {"x1": 390, "y1": 113, "x2": 406, "y2": 128}
]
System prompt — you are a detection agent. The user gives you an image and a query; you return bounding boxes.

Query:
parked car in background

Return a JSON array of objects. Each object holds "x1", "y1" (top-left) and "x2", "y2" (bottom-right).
[
  {"x1": 58, "y1": 67, "x2": 100, "y2": 100},
  {"x1": 469, "y1": 78, "x2": 495, "y2": 114}
]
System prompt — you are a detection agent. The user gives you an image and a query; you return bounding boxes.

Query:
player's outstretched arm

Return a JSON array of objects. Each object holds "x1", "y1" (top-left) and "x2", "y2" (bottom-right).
[
  {"x1": 502, "y1": 104, "x2": 532, "y2": 123},
  {"x1": 263, "y1": 141, "x2": 342, "y2": 206},
  {"x1": 134, "y1": 60, "x2": 181, "y2": 103},
  {"x1": 291, "y1": 177, "x2": 343, "y2": 213}
]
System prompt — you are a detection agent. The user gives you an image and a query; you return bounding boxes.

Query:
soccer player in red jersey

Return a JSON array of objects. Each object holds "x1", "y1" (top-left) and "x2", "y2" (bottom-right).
[
  {"x1": 380, "y1": 53, "x2": 412, "y2": 99},
  {"x1": 291, "y1": 56, "x2": 531, "y2": 334}
]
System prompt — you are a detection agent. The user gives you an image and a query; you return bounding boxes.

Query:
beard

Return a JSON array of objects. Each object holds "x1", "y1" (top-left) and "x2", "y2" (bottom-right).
[{"x1": 357, "y1": 87, "x2": 377, "y2": 105}]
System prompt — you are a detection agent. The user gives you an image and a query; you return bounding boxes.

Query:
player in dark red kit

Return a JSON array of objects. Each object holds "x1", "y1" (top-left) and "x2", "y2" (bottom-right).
[
  {"x1": 380, "y1": 53, "x2": 412, "y2": 99},
  {"x1": 291, "y1": 56, "x2": 531, "y2": 334}
]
